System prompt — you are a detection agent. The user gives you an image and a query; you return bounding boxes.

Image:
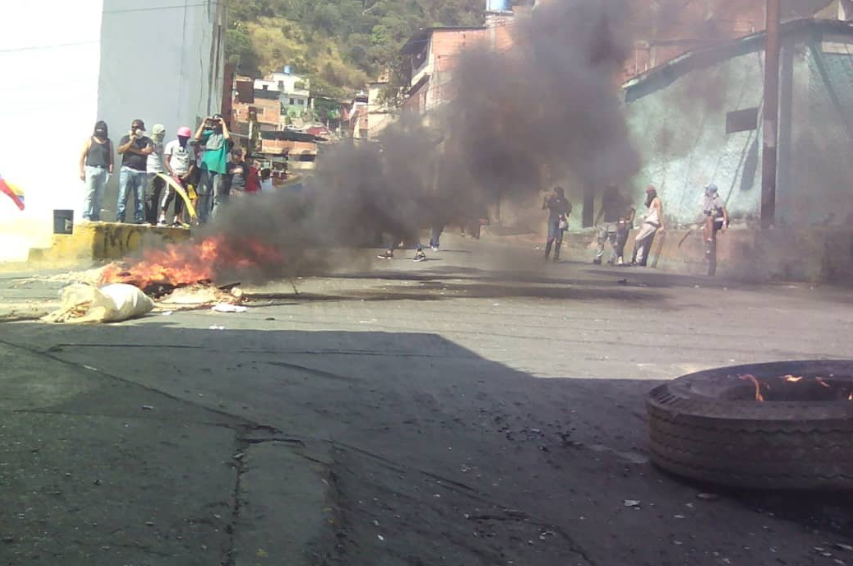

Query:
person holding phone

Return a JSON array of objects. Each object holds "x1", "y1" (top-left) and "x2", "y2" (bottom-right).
[
  {"x1": 194, "y1": 114, "x2": 231, "y2": 223},
  {"x1": 116, "y1": 119, "x2": 153, "y2": 224}
]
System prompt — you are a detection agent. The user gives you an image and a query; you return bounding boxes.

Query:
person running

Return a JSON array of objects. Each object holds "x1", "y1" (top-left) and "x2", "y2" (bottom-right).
[
  {"x1": 194, "y1": 114, "x2": 231, "y2": 223},
  {"x1": 542, "y1": 187, "x2": 571, "y2": 262},
  {"x1": 593, "y1": 184, "x2": 622, "y2": 265},
  {"x1": 145, "y1": 124, "x2": 167, "y2": 224},
  {"x1": 429, "y1": 223, "x2": 444, "y2": 251},
  {"x1": 79, "y1": 121, "x2": 113, "y2": 222},
  {"x1": 632, "y1": 185, "x2": 664, "y2": 267},
  {"x1": 159, "y1": 126, "x2": 195, "y2": 226},
  {"x1": 116, "y1": 119, "x2": 153, "y2": 224},
  {"x1": 615, "y1": 200, "x2": 636, "y2": 266}
]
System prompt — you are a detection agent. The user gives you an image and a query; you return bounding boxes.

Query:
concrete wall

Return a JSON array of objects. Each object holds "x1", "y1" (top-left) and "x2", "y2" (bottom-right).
[
  {"x1": 0, "y1": 0, "x2": 104, "y2": 261},
  {"x1": 624, "y1": 46, "x2": 766, "y2": 227},
  {"x1": 0, "y1": 0, "x2": 225, "y2": 263},
  {"x1": 97, "y1": 0, "x2": 226, "y2": 218},
  {"x1": 623, "y1": 24, "x2": 853, "y2": 229}
]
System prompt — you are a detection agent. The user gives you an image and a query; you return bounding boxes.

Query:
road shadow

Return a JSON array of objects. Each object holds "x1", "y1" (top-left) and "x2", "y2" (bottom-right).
[{"x1": 1, "y1": 324, "x2": 851, "y2": 566}]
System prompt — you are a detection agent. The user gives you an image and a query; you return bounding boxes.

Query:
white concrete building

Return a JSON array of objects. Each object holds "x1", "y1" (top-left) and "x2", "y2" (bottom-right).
[
  {"x1": 254, "y1": 69, "x2": 312, "y2": 112},
  {"x1": 0, "y1": 0, "x2": 226, "y2": 262}
]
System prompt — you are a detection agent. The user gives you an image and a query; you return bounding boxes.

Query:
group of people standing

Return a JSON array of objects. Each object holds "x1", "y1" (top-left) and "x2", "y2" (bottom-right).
[
  {"x1": 79, "y1": 116, "x2": 273, "y2": 226},
  {"x1": 542, "y1": 183, "x2": 729, "y2": 267}
]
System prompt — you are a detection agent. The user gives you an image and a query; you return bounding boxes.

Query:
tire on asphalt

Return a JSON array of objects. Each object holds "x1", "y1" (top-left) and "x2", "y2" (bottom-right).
[{"x1": 646, "y1": 360, "x2": 853, "y2": 490}]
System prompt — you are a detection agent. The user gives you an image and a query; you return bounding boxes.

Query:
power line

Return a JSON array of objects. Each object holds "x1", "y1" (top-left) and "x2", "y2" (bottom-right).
[
  {"x1": 0, "y1": 40, "x2": 98, "y2": 54},
  {"x1": 103, "y1": 1, "x2": 218, "y2": 15}
]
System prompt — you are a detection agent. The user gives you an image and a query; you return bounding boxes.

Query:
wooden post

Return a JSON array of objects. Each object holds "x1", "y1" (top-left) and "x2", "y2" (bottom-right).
[{"x1": 761, "y1": 0, "x2": 780, "y2": 228}]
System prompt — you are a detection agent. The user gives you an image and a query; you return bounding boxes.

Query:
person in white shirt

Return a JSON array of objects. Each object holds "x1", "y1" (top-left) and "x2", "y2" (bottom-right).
[
  {"x1": 159, "y1": 126, "x2": 195, "y2": 227},
  {"x1": 145, "y1": 124, "x2": 167, "y2": 224},
  {"x1": 632, "y1": 185, "x2": 664, "y2": 267}
]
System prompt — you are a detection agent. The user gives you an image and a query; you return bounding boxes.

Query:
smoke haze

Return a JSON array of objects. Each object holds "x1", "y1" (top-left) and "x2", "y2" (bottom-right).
[{"x1": 203, "y1": 0, "x2": 644, "y2": 282}]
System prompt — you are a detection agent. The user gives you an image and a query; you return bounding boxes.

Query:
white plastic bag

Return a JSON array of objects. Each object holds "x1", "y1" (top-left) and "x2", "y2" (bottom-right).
[{"x1": 42, "y1": 283, "x2": 154, "y2": 324}]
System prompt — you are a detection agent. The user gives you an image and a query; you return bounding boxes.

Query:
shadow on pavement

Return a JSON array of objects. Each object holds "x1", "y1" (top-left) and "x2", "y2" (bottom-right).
[{"x1": 1, "y1": 324, "x2": 852, "y2": 565}]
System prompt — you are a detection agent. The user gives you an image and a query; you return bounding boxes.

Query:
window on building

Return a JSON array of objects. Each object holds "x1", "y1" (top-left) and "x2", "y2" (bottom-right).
[
  {"x1": 726, "y1": 107, "x2": 759, "y2": 134},
  {"x1": 289, "y1": 98, "x2": 295, "y2": 105},
  {"x1": 297, "y1": 99, "x2": 304, "y2": 105}
]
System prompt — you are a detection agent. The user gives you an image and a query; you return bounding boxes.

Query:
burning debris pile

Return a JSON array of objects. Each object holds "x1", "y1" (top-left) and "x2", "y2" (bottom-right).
[{"x1": 99, "y1": 234, "x2": 284, "y2": 297}]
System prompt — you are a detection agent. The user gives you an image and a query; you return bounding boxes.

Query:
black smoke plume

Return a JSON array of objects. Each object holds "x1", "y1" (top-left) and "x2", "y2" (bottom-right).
[{"x1": 206, "y1": 0, "x2": 642, "y2": 282}]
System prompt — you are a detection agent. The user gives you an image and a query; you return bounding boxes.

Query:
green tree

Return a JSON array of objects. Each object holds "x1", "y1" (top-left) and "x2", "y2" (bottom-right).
[{"x1": 226, "y1": 0, "x2": 487, "y2": 95}]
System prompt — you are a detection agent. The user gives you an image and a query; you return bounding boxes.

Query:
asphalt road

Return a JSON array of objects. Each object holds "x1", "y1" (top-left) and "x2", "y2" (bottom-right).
[{"x1": 1, "y1": 235, "x2": 852, "y2": 566}]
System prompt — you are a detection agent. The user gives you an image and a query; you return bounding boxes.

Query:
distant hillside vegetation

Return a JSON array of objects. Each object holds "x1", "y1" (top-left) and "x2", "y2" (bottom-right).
[{"x1": 226, "y1": 0, "x2": 493, "y2": 98}]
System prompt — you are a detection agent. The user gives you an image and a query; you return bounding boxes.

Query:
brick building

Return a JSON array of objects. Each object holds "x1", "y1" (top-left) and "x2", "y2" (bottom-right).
[
  {"x1": 623, "y1": 0, "x2": 840, "y2": 78},
  {"x1": 400, "y1": 0, "x2": 844, "y2": 114}
]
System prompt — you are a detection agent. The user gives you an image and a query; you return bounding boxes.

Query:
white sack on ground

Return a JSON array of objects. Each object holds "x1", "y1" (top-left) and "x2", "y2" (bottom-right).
[{"x1": 42, "y1": 284, "x2": 154, "y2": 324}]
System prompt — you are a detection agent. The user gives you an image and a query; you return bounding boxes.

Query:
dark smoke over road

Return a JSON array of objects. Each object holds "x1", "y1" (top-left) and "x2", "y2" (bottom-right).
[{"x1": 208, "y1": 0, "x2": 642, "y2": 282}]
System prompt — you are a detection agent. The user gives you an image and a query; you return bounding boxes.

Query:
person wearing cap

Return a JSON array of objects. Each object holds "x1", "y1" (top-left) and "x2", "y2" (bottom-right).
[
  {"x1": 702, "y1": 184, "x2": 729, "y2": 243},
  {"x1": 194, "y1": 114, "x2": 231, "y2": 223},
  {"x1": 116, "y1": 119, "x2": 154, "y2": 224},
  {"x1": 144, "y1": 124, "x2": 167, "y2": 225},
  {"x1": 632, "y1": 185, "x2": 664, "y2": 266},
  {"x1": 159, "y1": 126, "x2": 195, "y2": 226},
  {"x1": 79, "y1": 120, "x2": 113, "y2": 222}
]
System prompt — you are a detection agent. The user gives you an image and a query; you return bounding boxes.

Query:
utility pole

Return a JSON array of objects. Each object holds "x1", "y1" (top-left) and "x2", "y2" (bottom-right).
[{"x1": 761, "y1": 0, "x2": 780, "y2": 229}]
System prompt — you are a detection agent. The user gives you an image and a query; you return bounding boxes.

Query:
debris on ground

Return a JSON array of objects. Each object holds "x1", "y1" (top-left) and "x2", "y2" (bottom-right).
[
  {"x1": 155, "y1": 283, "x2": 245, "y2": 312},
  {"x1": 42, "y1": 283, "x2": 154, "y2": 324},
  {"x1": 623, "y1": 500, "x2": 641, "y2": 508},
  {"x1": 211, "y1": 303, "x2": 248, "y2": 313},
  {"x1": 697, "y1": 493, "x2": 720, "y2": 501}
]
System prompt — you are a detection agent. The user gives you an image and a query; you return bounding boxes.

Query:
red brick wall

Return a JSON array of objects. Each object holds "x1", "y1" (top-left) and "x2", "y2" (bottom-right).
[
  {"x1": 233, "y1": 98, "x2": 280, "y2": 128},
  {"x1": 260, "y1": 139, "x2": 317, "y2": 155},
  {"x1": 624, "y1": 0, "x2": 766, "y2": 78}
]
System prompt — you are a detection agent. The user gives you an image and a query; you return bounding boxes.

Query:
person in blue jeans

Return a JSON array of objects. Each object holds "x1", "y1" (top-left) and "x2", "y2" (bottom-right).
[
  {"x1": 116, "y1": 119, "x2": 153, "y2": 223},
  {"x1": 78, "y1": 121, "x2": 113, "y2": 221},
  {"x1": 193, "y1": 114, "x2": 231, "y2": 223},
  {"x1": 542, "y1": 186, "x2": 572, "y2": 262}
]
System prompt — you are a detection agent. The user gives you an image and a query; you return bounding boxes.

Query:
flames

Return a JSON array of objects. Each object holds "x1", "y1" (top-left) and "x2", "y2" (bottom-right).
[
  {"x1": 738, "y1": 374, "x2": 765, "y2": 402},
  {"x1": 739, "y1": 374, "x2": 853, "y2": 402},
  {"x1": 100, "y1": 234, "x2": 284, "y2": 290}
]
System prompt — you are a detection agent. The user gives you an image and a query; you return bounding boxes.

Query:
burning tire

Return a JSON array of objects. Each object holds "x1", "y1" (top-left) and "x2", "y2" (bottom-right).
[{"x1": 647, "y1": 360, "x2": 853, "y2": 490}]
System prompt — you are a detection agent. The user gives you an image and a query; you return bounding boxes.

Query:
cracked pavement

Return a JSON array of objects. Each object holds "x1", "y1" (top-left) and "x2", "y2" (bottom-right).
[{"x1": 1, "y1": 235, "x2": 853, "y2": 566}]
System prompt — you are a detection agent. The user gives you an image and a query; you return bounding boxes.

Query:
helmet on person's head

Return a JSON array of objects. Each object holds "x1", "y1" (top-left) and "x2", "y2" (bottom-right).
[
  {"x1": 705, "y1": 184, "x2": 719, "y2": 196},
  {"x1": 177, "y1": 126, "x2": 192, "y2": 138}
]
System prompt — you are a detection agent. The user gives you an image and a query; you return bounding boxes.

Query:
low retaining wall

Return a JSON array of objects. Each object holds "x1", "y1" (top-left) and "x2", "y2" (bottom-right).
[
  {"x1": 27, "y1": 222, "x2": 192, "y2": 267},
  {"x1": 555, "y1": 227, "x2": 853, "y2": 283}
]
